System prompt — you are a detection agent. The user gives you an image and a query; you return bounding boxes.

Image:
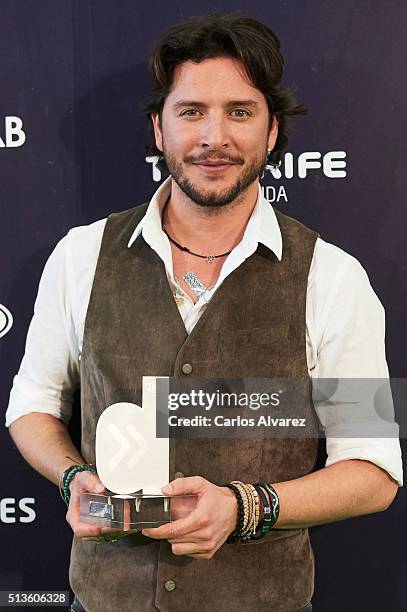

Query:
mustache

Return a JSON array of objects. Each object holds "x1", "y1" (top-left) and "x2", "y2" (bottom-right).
[{"x1": 184, "y1": 152, "x2": 244, "y2": 165}]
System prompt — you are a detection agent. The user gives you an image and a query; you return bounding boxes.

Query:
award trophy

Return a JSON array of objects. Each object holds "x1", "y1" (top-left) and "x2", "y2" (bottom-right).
[{"x1": 80, "y1": 377, "x2": 196, "y2": 533}]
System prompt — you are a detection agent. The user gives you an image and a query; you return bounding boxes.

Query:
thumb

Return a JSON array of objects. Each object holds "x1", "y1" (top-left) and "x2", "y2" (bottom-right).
[
  {"x1": 162, "y1": 475, "x2": 205, "y2": 496},
  {"x1": 74, "y1": 470, "x2": 105, "y2": 493}
]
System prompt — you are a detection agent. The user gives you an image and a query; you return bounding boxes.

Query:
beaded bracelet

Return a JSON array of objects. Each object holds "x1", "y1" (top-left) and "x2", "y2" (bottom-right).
[
  {"x1": 231, "y1": 481, "x2": 251, "y2": 537},
  {"x1": 239, "y1": 483, "x2": 258, "y2": 541},
  {"x1": 231, "y1": 480, "x2": 254, "y2": 542},
  {"x1": 239, "y1": 484, "x2": 255, "y2": 540},
  {"x1": 260, "y1": 481, "x2": 280, "y2": 527},
  {"x1": 247, "y1": 483, "x2": 260, "y2": 536},
  {"x1": 59, "y1": 464, "x2": 80, "y2": 504},
  {"x1": 63, "y1": 465, "x2": 97, "y2": 505},
  {"x1": 223, "y1": 483, "x2": 244, "y2": 543}
]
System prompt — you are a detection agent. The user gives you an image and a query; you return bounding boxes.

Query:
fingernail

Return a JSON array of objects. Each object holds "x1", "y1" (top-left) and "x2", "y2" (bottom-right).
[
  {"x1": 95, "y1": 484, "x2": 105, "y2": 492},
  {"x1": 161, "y1": 484, "x2": 171, "y2": 494}
]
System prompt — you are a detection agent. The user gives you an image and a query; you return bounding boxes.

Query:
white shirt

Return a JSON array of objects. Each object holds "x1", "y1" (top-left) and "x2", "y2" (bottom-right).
[{"x1": 6, "y1": 178, "x2": 403, "y2": 486}]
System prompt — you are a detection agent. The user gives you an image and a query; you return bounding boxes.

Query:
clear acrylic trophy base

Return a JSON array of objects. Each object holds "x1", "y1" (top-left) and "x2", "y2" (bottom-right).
[{"x1": 80, "y1": 492, "x2": 197, "y2": 530}]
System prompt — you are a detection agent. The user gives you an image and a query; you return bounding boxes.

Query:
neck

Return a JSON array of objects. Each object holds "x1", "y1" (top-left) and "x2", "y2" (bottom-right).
[{"x1": 162, "y1": 179, "x2": 259, "y2": 252}]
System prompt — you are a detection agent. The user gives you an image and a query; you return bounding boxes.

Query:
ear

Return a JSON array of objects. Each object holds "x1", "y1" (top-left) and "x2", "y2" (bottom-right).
[
  {"x1": 268, "y1": 116, "x2": 279, "y2": 150},
  {"x1": 151, "y1": 113, "x2": 163, "y2": 152}
]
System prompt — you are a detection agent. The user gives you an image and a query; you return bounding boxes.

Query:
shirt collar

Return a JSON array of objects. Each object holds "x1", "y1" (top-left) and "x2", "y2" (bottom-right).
[
  {"x1": 127, "y1": 177, "x2": 282, "y2": 262},
  {"x1": 244, "y1": 182, "x2": 282, "y2": 261},
  {"x1": 127, "y1": 177, "x2": 171, "y2": 248}
]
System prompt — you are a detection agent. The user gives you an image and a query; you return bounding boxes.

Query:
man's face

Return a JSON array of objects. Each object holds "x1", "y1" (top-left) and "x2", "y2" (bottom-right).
[{"x1": 151, "y1": 56, "x2": 278, "y2": 208}]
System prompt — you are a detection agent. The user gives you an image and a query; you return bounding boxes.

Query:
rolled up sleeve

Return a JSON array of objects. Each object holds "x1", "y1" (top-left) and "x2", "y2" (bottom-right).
[
  {"x1": 5, "y1": 234, "x2": 80, "y2": 428},
  {"x1": 308, "y1": 241, "x2": 403, "y2": 486}
]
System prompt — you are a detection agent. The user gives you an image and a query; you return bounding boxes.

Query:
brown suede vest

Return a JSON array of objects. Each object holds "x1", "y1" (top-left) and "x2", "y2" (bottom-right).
[{"x1": 69, "y1": 201, "x2": 319, "y2": 612}]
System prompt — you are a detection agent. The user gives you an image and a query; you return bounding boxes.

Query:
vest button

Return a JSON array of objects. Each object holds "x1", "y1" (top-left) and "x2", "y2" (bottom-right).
[
  {"x1": 174, "y1": 471, "x2": 184, "y2": 479},
  {"x1": 164, "y1": 579, "x2": 176, "y2": 592},
  {"x1": 181, "y1": 363, "x2": 193, "y2": 375}
]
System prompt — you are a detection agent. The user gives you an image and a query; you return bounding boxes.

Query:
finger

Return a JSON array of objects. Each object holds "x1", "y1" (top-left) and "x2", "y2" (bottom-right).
[
  {"x1": 72, "y1": 521, "x2": 105, "y2": 538},
  {"x1": 171, "y1": 542, "x2": 210, "y2": 556},
  {"x1": 169, "y1": 493, "x2": 199, "y2": 521},
  {"x1": 122, "y1": 498, "x2": 131, "y2": 532},
  {"x1": 162, "y1": 476, "x2": 206, "y2": 497},
  {"x1": 72, "y1": 517, "x2": 125, "y2": 537},
  {"x1": 68, "y1": 510, "x2": 122, "y2": 538},
  {"x1": 72, "y1": 471, "x2": 105, "y2": 495},
  {"x1": 167, "y1": 525, "x2": 210, "y2": 543},
  {"x1": 142, "y1": 508, "x2": 203, "y2": 539},
  {"x1": 72, "y1": 521, "x2": 125, "y2": 539},
  {"x1": 67, "y1": 474, "x2": 107, "y2": 531}
]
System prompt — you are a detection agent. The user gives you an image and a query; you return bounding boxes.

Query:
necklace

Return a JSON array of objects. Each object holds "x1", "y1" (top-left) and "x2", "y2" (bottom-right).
[{"x1": 162, "y1": 227, "x2": 231, "y2": 263}]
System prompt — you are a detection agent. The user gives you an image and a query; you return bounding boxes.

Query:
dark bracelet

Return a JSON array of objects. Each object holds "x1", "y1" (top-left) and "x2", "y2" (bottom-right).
[
  {"x1": 252, "y1": 484, "x2": 272, "y2": 540},
  {"x1": 63, "y1": 465, "x2": 97, "y2": 505},
  {"x1": 59, "y1": 464, "x2": 80, "y2": 504},
  {"x1": 260, "y1": 481, "x2": 280, "y2": 527},
  {"x1": 223, "y1": 483, "x2": 244, "y2": 543}
]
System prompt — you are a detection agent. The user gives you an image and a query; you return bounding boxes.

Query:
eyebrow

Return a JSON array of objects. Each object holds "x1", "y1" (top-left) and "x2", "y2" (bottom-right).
[{"x1": 173, "y1": 99, "x2": 259, "y2": 110}]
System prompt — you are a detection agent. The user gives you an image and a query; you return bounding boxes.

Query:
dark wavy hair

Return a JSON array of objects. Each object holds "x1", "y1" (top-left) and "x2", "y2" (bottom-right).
[{"x1": 142, "y1": 13, "x2": 307, "y2": 171}]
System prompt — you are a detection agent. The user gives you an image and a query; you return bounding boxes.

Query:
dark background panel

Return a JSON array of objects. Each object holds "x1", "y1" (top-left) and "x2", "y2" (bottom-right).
[{"x1": 1, "y1": 1, "x2": 406, "y2": 610}]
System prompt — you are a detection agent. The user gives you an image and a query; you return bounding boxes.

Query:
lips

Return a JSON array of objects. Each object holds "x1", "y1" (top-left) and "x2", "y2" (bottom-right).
[
  {"x1": 192, "y1": 159, "x2": 237, "y2": 173},
  {"x1": 193, "y1": 159, "x2": 235, "y2": 166}
]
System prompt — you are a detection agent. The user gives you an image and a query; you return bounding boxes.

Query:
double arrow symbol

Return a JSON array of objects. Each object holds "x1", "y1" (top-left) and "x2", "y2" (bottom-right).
[{"x1": 108, "y1": 423, "x2": 149, "y2": 470}]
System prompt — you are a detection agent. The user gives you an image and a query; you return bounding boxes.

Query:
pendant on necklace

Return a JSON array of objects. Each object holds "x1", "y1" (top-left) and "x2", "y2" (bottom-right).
[
  {"x1": 206, "y1": 255, "x2": 215, "y2": 263},
  {"x1": 182, "y1": 272, "x2": 208, "y2": 297}
]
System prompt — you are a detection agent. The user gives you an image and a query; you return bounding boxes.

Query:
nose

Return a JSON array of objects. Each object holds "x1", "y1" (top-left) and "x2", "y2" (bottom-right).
[{"x1": 199, "y1": 112, "x2": 230, "y2": 150}]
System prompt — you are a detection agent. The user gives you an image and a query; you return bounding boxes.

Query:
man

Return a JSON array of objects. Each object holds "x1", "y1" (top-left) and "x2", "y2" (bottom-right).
[{"x1": 6, "y1": 14, "x2": 402, "y2": 612}]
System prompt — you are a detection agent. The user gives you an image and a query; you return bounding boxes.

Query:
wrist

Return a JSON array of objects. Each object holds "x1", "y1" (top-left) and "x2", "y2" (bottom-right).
[
  {"x1": 59, "y1": 463, "x2": 80, "y2": 499},
  {"x1": 222, "y1": 486, "x2": 239, "y2": 534},
  {"x1": 60, "y1": 464, "x2": 97, "y2": 505}
]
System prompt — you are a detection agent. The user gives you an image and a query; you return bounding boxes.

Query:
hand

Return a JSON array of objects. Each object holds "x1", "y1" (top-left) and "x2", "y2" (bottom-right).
[
  {"x1": 65, "y1": 470, "x2": 129, "y2": 542},
  {"x1": 141, "y1": 476, "x2": 238, "y2": 560}
]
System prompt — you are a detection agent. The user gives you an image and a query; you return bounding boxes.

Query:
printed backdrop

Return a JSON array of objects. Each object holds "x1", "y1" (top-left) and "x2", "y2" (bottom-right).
[{"x1": 1, "y1": 1, "x2": 406, "y2": 610}]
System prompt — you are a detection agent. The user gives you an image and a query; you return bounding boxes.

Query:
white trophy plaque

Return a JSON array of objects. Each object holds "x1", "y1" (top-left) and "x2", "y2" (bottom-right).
[{"x1": 80, "y1": 377, "x2": 196, "y2": 531}]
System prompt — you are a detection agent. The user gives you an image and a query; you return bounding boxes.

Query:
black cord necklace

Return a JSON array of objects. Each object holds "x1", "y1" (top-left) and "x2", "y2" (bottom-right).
[{"x1": 162, "y1": 227, "x2": 232, "y2": 263}]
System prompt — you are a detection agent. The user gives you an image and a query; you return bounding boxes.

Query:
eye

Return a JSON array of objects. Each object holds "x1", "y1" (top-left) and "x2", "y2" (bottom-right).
[
  {"x1": 231, "y1": 109, "x2": 251, "y2": 118},
  {"x1": 179, "y1": 109, "x2": 201, "y2": 117}
]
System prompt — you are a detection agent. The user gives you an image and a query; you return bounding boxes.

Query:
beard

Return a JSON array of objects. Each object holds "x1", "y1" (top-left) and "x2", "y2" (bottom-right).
[{"x1": 162, "y1": 147, "x2": 268, "y2": 208}]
